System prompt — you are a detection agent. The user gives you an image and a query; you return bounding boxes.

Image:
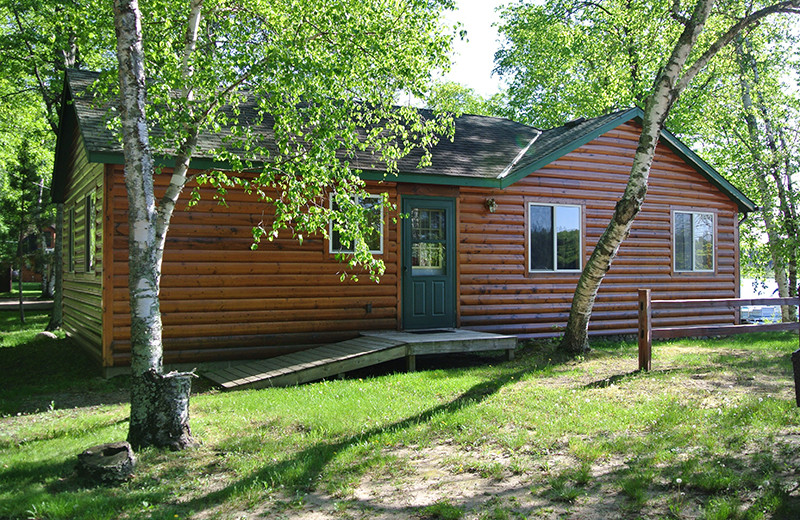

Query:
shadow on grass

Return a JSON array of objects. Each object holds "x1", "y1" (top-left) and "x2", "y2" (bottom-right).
[
  {"x1": 178, "y1": 378, "x2": 800, "y2": 519},
  {"x1": 181, "y1": 364, "x2": 533, "y2": 514},
  {"x1": 0, "y1": 330, "x2": 129, "y2": 415},
  {"x1": 583, "y1": 370, "x2": 642, "y2": 389}
]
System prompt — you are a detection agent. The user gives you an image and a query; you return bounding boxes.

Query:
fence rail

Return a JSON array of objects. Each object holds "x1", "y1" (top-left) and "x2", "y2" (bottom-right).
[{"x1": 636, "y1": 289, "x2": 800, "y2": 371}]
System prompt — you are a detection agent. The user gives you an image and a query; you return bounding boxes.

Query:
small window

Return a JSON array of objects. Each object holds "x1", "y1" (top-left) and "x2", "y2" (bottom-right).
[
  {"x1": 68, "y1": 207, "x2": 75, "y2": 272},
  {"x1": 674, "y1": 211, "x2": 714, "y2": 272},
  {"x1": 85, "y1": 193, "x2": 96, "y2": 272},
  {"x1": 329, "y1": 195, "x2": 384, "y2": 254},
  {"x1": 528, "y1": 203, "x2": 582, "y2": 272}
]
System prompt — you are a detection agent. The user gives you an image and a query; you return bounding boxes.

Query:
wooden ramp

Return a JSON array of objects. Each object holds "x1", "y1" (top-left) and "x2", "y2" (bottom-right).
[{"x1": 202, "y1": 329, "x2": 516, "y2": 390}]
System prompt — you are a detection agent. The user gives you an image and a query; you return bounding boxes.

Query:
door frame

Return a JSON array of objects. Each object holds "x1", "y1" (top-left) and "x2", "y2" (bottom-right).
[{"x1": 400, "y1": 195, "x2": 457, "y2": 330}]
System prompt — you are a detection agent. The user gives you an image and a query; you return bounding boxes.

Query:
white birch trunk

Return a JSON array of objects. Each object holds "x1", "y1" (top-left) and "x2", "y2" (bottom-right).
[
  {"x1": 560, "y1": 0, "x2": 717, "y2": 352},
  {"x1": 113, "y1": 0, "x2": 194, "y2": 450},
  {"x1": 735, "y1": 39, "x2": 795, "y2": 321}
]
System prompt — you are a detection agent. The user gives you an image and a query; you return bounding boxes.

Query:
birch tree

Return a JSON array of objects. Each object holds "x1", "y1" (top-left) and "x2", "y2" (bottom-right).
[
  {"x1": 733, "y1": 35, "x2": 799, "y2": 320},
  {"x1": 551, "y1": 0, "x2": 800, "y2": 352},
  {"x1": 497, "y1": 0, "x2": 800, "y2": 349},
  {"x1": 111, "y1": 0, "x2": 454, "y2": 448}
]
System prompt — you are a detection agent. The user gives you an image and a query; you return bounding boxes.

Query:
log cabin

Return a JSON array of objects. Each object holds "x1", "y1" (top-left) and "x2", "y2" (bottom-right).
[{"x1": 52, "y1": 70, "x2": 756, "y2": 373}]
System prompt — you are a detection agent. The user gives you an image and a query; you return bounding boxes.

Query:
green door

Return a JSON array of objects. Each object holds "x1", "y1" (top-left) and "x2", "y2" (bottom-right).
[{"x1": 401, "y1": 196, "x2": 456, "y2": 330}]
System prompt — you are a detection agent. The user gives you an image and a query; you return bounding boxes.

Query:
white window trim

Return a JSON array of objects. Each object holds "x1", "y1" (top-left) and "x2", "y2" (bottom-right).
[
  {"x1": 328, "y1": 194, "x2": 384, "y2": 255},
  {"x1": 528, "y1": 202, "x2": 583, "y2": 273},
  {"x1": 673, "y1": 210, "x2": 715, "y2": 273}
]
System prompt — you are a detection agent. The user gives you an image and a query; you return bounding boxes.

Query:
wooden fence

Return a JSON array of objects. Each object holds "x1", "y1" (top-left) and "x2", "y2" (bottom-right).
[{"x1": 637, "y1": 288, "x2": 800, "y2": 371}]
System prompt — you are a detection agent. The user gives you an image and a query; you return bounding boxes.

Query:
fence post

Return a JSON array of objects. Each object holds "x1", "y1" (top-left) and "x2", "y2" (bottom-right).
[{"x1": 638, "y1": 289, "x2": 652, "y2": 372}]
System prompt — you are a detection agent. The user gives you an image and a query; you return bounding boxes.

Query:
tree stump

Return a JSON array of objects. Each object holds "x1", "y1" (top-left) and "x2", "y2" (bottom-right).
[
  {"x1": 76, "y1": 441, "x2": 136, "y2": 484},
  {"x1": 128, "y1": 369, "x2": 197, "y2": 450}
]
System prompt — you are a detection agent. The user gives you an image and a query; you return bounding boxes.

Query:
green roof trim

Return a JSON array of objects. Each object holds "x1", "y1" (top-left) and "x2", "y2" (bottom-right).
[{"x1": 658, "y1": 128, "x2": 756, "y2": 213}]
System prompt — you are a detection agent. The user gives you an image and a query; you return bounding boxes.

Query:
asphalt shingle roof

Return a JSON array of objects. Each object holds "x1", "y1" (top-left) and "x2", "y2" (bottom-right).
[
  {"x1": 57, "y1": 69, "x2": 755, "y2": 212},
  {"x1": 65, "y1": 69, "x2": 541, "y2": 180}
]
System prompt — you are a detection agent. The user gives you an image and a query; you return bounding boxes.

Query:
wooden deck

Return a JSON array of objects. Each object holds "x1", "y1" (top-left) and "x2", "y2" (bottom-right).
[{"x1": 202, "y1": 329, "x2": 517, "y2": 390}]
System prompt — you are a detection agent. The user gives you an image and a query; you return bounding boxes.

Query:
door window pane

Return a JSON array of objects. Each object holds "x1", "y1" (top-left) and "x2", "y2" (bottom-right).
[
  {"x1": 411, "y1": 243, "x2": 445, "y2": 274},
  {"x1": 410, "y1": 207, "x2": 446, "y2": 275},
  {"x1": 411, "y1": 208, "x2": 445, "y2": 240}
]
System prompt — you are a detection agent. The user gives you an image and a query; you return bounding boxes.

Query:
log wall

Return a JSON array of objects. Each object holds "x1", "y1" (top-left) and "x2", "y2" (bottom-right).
[
  {"x1": 99, "y1": 119, "x2": 742, "y2": 366},
  {"x1": 458, "y1": 121, "x2": 739, "y2": 338},
  {"x1": 107, "y1": 166, "x2": 399, "y2": 366},
  {"x1": 60, "y1": 129, "x2": 104, "y2": 361}
]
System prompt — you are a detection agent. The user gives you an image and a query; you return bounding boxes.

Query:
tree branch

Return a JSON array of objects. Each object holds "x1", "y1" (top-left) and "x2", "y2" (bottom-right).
[
  {"x1": 677, "y1": 0, "x2": 800, "y2": 92},
  {"x1": 155, "y1": 0, "x2": 205, "y2": 242},
  {"x1": 0, "y1": 87, "x2": 40, "y2": 101},
  {"x1": 11, "y1": 9, "x2": 58, "y2": 134},
  {"x1": 671, "y1": 0, "x2": 690, "y2": 24}
]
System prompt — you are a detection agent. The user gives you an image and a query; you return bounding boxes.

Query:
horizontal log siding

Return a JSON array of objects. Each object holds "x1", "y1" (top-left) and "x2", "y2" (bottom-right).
[
  {"x1": 459, "y1": 121, "x2": 739, "y2": 339},
  {"x1": 61, "y1": 130, "x2": 104, "y2": 361},
  {"x1": 108, "y1": 164, "x2": 399, "y2": 365}
]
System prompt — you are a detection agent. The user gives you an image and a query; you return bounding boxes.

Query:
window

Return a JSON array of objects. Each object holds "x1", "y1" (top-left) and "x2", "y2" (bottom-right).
[
  {"x1": 85, "y1": 193, "x2": 96, "y2": 272},
  {"x1": 410, "y1": 207, "x2": 446, "y2": 275},
  {"x1": 68, "y1": 207, "x2": 75, "y2": 272},
  {"x1": 674, "y1": 211, "x2": 714, "y2": 272},
  {"x1": 528, "y1": 203, "x2": 582, "y2": 272},
  {"x1": 329, "y1": 195, "x2": 383, "y2": 254}
]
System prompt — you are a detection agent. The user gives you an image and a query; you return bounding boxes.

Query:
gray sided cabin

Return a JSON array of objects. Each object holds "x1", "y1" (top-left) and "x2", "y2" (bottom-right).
[{"x1": 52, "y1": 70, "x2": 756, "y2": 372}]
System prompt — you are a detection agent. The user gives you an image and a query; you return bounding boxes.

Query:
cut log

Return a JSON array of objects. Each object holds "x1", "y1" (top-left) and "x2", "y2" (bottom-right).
[{"x1": 76, "y1": 441, "x2": 136, "y2": 484}]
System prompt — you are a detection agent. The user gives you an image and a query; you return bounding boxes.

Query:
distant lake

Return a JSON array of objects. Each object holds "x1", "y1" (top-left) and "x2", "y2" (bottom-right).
[
  {"x1": 741, "y1": 278, "x2": 779, "y2": 299},
  {"x1": 740, "y1": 277, "x2": 782, "y2": 323}
]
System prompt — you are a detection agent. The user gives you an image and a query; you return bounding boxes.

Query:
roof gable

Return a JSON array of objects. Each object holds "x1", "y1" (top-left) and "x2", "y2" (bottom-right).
[{"x1": 498, "y1": 107, "x2": 755, "y2": 213}]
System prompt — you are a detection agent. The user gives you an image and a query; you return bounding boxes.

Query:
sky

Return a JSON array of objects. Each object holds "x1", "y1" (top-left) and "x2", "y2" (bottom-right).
[{"x1": 441, "y1": 0, "x2": 508, "y2": 97}]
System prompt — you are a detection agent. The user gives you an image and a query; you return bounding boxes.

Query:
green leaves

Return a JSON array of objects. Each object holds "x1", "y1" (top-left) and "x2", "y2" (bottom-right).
[
  {"x1": 104, "y1": 0, "x2": 457, "y2": 279},
  {"x1": 495, "y1": 0, "x2": 800, "y2": 284}
]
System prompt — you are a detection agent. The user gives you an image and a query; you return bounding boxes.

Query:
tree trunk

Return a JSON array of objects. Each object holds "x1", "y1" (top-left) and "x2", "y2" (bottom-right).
[
  {"x1": 113, "y1": 0, "x2": 194, "y2": 450},
  {"x1": 560, "y1": 0, "x2": 716, "y2": 353},
  {"x1": 735, "y1": 37, "x2": 796, "y2": 322},
  {"x1": 17, "y1": 228, "x2": 25, "y2": 324},
  {"x1": 46, "y1": 203, "x2": 64, "y2": 331}
]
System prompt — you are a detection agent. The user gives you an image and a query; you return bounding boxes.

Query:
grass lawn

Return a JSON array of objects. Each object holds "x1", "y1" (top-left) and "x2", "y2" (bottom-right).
[
  {"x1": 2, "y1": 310, "x2": 799, "y2": 519},
  {"x1": 0, "y1": 282, "x2": 46, "y2": 300}
]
